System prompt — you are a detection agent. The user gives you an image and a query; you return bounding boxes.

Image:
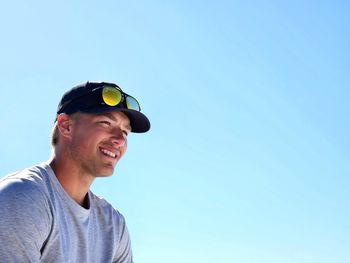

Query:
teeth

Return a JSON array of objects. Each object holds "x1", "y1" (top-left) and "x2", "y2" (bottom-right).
[{"x1": 101, "y1": 148, "x2": 116, "y2": 158}]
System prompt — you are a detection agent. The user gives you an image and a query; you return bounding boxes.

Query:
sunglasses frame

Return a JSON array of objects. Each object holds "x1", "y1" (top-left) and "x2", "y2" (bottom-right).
[{"x1": 93, "y1": 85, "x2": 141, "y2": 111}]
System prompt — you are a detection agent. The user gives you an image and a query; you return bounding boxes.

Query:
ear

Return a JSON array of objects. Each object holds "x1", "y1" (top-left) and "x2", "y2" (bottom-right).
[{"x1": 56, "y1": 113, "x2": 74, "y2": 140}]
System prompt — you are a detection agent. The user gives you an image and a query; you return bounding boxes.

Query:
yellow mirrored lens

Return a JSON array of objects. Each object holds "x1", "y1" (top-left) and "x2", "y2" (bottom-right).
[
  {"x1": 126, "y1": 96, "x2": 140, "y2": 111},
  {"x1": 102, "y1": 87, "x2": 121, "y2": 106}
]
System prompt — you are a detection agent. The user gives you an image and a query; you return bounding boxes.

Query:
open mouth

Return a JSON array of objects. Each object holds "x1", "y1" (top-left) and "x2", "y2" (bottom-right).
[{"x1": 100, "y1": 147, "x2": 117, "y2": 159}]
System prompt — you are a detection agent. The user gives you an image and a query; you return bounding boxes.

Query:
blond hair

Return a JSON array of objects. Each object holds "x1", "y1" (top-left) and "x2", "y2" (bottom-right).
[{"x1": 51, "y1": 122, "x2": 59, "y2": 146}]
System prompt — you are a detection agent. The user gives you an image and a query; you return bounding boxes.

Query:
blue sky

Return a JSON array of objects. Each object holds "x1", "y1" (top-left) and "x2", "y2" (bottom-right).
[{"x1": 1, "y1": 1, "x2": 349, "y2": 262}]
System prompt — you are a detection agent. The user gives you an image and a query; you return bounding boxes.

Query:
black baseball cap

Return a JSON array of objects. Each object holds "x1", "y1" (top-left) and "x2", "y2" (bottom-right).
[{"x1": 56, "y1": 81, "x2": 150, "y2": 133}]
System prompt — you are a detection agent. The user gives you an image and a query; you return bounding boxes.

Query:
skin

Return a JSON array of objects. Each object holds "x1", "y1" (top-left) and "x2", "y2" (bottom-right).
[{"x1": 49, "y1": 111, "x2": 131, "y2": 207}]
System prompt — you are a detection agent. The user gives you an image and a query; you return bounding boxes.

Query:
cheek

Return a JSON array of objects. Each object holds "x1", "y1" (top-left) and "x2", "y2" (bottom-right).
[
  {"x1": 69, "y1": 136, "x2": 89, "y2": 154},
  {"x1": 121, "y1": 141, "x2": 128, "y2": 155},
  {"x1": 70, "y1": 130, "x2": 100, "y2": 152}
]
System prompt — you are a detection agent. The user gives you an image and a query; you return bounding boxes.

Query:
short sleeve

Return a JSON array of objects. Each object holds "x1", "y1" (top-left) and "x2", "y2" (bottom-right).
[
  {"x1": 113, "y1": 212, "x2": 134, "y2": 263},
  {"x1": 0, "y1": 177, "x2": 52, "y2": 262}
]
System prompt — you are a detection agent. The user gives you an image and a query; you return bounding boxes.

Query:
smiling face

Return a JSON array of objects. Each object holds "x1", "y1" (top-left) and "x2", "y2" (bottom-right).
[{"x1": 64, "y1": 111, "x2": 131, "y2": 177}]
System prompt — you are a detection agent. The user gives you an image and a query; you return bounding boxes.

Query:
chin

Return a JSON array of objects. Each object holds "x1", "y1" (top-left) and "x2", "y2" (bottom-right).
[
  {"x1": 96, "y1": 174, "x2": 113, "y2": 178},
  {"x1": 95, "y1": 173, "x2": 113, "y2": 178},
  {"x1": 96, "y1": 167, "x2": 115, "y2": 177}
]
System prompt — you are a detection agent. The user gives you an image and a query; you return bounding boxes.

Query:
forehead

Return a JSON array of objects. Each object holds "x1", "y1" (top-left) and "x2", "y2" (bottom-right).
[
  {"x1": 97, "y1": 111, "x2": 130, "y2": 122},
  {"x1": 77, "y1": 111, "x2": 132, "y2": 130}
]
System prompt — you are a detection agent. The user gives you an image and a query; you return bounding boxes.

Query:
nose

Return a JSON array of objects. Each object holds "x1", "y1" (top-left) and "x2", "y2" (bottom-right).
[{"x1": 111, "y1": 128, "x2": 127, "y2": 147}]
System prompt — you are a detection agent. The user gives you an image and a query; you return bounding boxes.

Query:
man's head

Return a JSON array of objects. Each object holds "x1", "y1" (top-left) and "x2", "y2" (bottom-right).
[
  {"x1": 52, "y1": 81, "x2": 150, "y2": 146},
  {"x1": 52, "y1": 81, "x2": 150, "y2": 176},
  {"x1": 56, "y1": 81, "x2": 150, "y2": 133}
]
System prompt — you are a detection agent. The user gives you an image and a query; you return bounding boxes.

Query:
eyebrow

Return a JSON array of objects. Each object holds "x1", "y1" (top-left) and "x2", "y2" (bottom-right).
[{"x1": 98, "y1": 112, "x2": 132, "y2": 131}]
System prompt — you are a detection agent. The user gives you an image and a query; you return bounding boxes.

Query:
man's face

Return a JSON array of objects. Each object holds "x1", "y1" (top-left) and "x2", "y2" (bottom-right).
[{"x1": 67, "y1": 111, "x2": 131, "y2": 177}]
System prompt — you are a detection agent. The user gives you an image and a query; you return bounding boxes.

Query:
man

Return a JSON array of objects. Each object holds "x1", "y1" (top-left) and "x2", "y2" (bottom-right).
[{"x1": 0, "y1": 81, "x2": 150, "y2": 262}]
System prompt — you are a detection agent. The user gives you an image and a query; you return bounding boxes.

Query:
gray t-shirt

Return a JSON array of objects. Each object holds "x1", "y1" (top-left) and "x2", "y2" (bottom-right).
[{"x1": 0, "y1": 162, "x2": 133, "y2": 263}]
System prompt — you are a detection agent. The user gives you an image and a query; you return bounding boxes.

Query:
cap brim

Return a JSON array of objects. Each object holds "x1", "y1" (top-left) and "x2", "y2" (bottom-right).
[{"x1": 82, "y1": 106, "x2": 150, "y2": 133}]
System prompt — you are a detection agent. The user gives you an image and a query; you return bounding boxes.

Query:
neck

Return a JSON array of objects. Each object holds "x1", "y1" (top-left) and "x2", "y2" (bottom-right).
[{"x1": 49, "y1": 152, "x2": 94, "y2": 208}]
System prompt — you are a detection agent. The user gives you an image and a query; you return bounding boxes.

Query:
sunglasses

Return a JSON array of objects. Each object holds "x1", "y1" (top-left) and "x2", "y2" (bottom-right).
[
  {"x1": 58, "y1": 84, "x2": 142, "y2": 116},
  {"x1": 96, "y1": 85, "x2": 141, "y2": 111}
]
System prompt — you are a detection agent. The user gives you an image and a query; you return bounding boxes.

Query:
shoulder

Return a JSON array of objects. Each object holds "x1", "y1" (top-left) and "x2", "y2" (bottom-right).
[
  {"x1": 0, "y1": 163, "x2": 51, "y2": 206},
  {"x1": 89, "y1": 192, "x2": 127, "y2": 226}
]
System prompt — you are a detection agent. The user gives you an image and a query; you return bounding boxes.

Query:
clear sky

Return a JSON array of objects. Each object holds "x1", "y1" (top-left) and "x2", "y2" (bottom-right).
[{"x1": 1, "y1": 1, "x2": 349, "y2": 262}]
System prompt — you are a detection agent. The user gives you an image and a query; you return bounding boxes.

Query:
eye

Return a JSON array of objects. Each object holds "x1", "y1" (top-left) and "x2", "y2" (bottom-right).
[{"x1": 99, "y1": 121, "x2": 111, "y2": 126}]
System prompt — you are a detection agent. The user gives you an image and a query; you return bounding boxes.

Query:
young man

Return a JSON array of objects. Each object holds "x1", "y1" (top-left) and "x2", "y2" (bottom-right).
[{"x1": 0, "y1": 81, "x2": 150, "y2": 263}]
